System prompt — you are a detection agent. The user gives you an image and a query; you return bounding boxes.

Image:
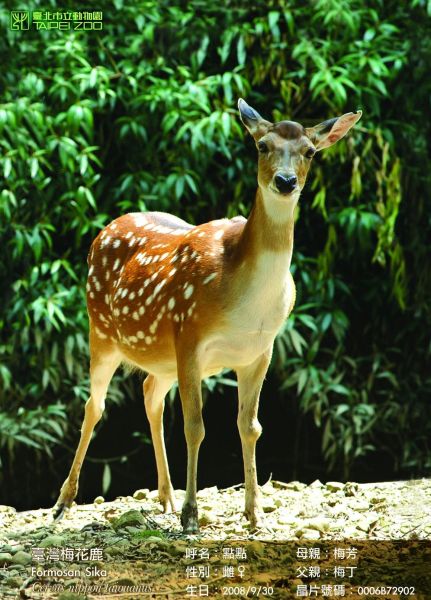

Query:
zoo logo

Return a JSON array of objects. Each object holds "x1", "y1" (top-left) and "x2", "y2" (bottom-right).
[{"x1": 10, "y1": 10, "x2": 30, "y2": 30}]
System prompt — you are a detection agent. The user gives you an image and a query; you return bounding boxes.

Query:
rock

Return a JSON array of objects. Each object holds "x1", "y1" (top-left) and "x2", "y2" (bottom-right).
[
  {"x1": 4, "y1": 576, "x2": 22, "y2": 588},
  {"x1": 40, "y1": 535, "x2": 66, "y2": 547},
  {"x1": 309, "y1": 479, "x2": 323, "y2": 489},
  {"x1": 94, "y1": 496, "x2": 105, "y2": 504},
  {"x1": 133, "y1": 489, "x2": 149, "y2": 500},
  {"x1": 0, "y1": 552, "x2": 13, "y2": 563},
  {"x1": 262, "y1": 504, "x2": 276, "y2": 513},
  {"x1": 326, "y1": 481, "x2": 344, "y2": 492},
  {"x1": 344, "y1": 482, "x2": 359, "y2": 496},
  {"x1": 197, "y1": 486, "x2": 218, "y2": 497},
  {"x1": 247, "y1": 541, "x2": 265, "y2": 558},
  {"x1": 11, "y1": 550, "x2": 32, "y2": 565},
  {"x1": 148, "y1": 490, "x2": 160, "y2": 499},
  {"x1": 306, "y1": 518, "x2": 331, "y2": 532},
  {"x1": 146, "y1": 536, "x2": 165, "y2": 544},
  {"x1": 198, "y1": 511, "x2": 212, "y2": 526},
  {"x1": 356, "y1": 519, "x2": 371, "y2": 532},
  {"x1": 112, "y1": 509, "x2": 146, "y2": 530},
  {"x1": 298, "y1": 528, "x2": 321, "y2": 540},
  {"x1": 284, "y1": 481, "x2": 306, "y2": 491},
  {"x1": 10, "y1": 544, "x2": 25, "y2": 553}
]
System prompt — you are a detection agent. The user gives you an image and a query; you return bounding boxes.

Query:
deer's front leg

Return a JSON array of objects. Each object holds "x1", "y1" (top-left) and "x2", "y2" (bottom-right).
[
  {"x1": 236, "y1": 347, "x2": 273, "y2": 529},
  {"x1": 177, "y1": 351, "x2": 205, "y2": 534}
]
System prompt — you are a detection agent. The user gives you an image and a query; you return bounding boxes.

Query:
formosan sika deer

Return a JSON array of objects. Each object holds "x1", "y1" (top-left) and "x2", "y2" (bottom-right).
[{"x1": 54, "y1": 99, "x2": 361, "y2": 533}]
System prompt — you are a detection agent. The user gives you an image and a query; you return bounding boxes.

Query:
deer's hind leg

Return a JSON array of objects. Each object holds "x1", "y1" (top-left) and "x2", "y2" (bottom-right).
[
  {"x1": 53, "y1": 332, "x2": 121, "y2": 519},
  {"x1": 143, "y1": 374, "x2": 176, "y2": 513}
]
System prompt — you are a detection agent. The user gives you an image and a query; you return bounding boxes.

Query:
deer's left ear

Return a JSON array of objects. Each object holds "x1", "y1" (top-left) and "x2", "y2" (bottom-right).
[{"x1": 306, "y1": 111, "x2": 362, "y2": 151}]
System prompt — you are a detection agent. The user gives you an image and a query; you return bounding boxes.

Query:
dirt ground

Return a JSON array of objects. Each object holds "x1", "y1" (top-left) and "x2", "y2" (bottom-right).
[{"x1": 1, "y1": 479, "x2": 430, "y2": 599}]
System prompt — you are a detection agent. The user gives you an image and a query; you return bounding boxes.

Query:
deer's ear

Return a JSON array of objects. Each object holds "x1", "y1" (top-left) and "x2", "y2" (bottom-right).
[
  {"x1": 238, "y1": 98, "x2": 271, "y2": 140},
  {"x1": 305, "y1": 111, "x2": 362, "y2": 151}
]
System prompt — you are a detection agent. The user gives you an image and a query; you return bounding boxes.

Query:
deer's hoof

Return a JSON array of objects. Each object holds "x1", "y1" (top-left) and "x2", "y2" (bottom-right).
[
  {"x1": 52, "y1": 502, "x2": 68, "y2": 521},
  {"x1": 181, "y1": 502, "x2": 199, "y2": 534},
  {"x1": 244, "y1": 508, "x2": 264, "y2": 530}
]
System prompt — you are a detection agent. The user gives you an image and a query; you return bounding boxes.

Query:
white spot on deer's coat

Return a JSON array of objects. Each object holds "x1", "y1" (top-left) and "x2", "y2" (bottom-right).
[
  {"x1": 113, "y1": 258, "x2": 120, "y2": 271},
  {"x1": 168, "y1": 297, "x2": 176, "y2": 310},
  {"x1": 129, "y1": 291, "x2": 136, "y2": 300},
  {"x1": 173, "y1": 314, "x2": 180, "y2": 322},
  {"x1": 113, "y1": 308, "x2": 120, "y2": 317},
  {"x1": 154, "y1": 279, "x2": 167, "y2": 296},
  {"x1": 113, "y1": 239, "x2": 121, "y2": 249},
  {"x1": 101, "y1": 235, "x2": 111, "y2": 248},
  {"x1": 214, "y1": 229, "x2": 224, "y2": 240},
  {"x1": 184, "y1": 284, "x2": 194, "y2": 299},
  {"x1": 105, "y1": 271, "x2": 110, "y2": 281},
  {"x1": 121, "y1": 288, "x2": 128, "y2": 298},
  {"x1": 203, "y1": 273, "x2": 217, "y2": 285},
  {"x1": 122, "y1": 306, "x2": 129, "y2": 315},
  {"x1": 125, "y1": 231, "x2": 133, "y2": 239},
  {"x1": 137, "y1": 330, "x2": 144, "y2": 339},
  {"x1": 139, "y1": 306, "x2": 145, "y2": 315},
  {"x1": 149, "y1": 322, "x2": 157, "y2": 334},
  {"x1": 89, "y1": 265, "x2": 94, "y2": 276},
  {"x1": 102, "y1": 256, "x2": 108, "y2": 267},
  {"x1": 132, "y1": 311, "x2": 139, "y2": 320},
  {"x1": 104, "y1": 294, "x2": 110, "y2": 305},
  {"x1": 168, "y1": 268, "x2": 177, "y2": 277},
  {"x1": 145, "y1": 336, "x2": 152, "y2": 344},
  {"x1": 95, "y1": 327, "x2": 108, "y2": 339}
]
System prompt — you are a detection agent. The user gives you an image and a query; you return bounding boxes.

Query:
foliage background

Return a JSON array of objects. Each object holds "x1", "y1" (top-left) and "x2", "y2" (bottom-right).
[{"x1": 0, "y1": 0, "x2": 430, "y2": 508}]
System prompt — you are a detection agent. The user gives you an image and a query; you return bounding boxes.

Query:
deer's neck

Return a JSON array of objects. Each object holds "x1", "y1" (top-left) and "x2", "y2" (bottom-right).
[{"x1": 234, "y1": 187, "x2": 296, "y2": 271}]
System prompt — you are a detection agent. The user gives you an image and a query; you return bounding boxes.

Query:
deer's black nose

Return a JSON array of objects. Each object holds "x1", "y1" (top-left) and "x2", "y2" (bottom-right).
[{"x1": 274, "y1": 174, "x2": 297, "y2": 194}]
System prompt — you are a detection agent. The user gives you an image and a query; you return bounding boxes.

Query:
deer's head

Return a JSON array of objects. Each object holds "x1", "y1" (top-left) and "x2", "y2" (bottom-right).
[{"x1": 238, "y1": 98, "x2": 362, "y2": 217}]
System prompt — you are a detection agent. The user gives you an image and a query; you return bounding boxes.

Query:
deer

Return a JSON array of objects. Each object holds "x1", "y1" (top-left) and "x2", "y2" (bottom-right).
[{"x1": 53, "y1": 99, "x2": 361, "y2": 534}]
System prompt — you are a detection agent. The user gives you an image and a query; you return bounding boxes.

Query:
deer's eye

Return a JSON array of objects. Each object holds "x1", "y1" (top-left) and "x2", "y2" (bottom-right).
[
  {"x1": 305, "y1": 148, "x2": 315, "y2": 159},
  {"x1": 258, "y1": 141, "x2": 269, "y2": 154}
]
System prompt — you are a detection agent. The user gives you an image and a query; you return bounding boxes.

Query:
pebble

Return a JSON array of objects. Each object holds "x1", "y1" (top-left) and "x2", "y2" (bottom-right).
[
  {"x1": 133, "y1": 489, "x2": 149, "y2": 500},
  {"x1": 326, "y1": 481, "x2": 344, "y2": 492},
  {"x1": 198, "y1": 511, "x2": 212, "y2": 526},
  {"x1": 40, "y1": 535, "x2": 66, "y2": 547},
  {"x1": 112, "y1": 509, "x2": 146, "y2": 530},
  {"x1": 309, "y1": 479, "x2": 323, "y2": 489},
  {"x1": 0, "y1": 553, "x2": 12, "y2": 563},
  {"x1": 94, "y1": 496, "x2": 105, "y2": 504},
  {"x1": 298, "y1": 528, "x2": 321, "y2": 540},
  {"x1": 10, "y1": 551, "x2": 32, "y2": 566}
]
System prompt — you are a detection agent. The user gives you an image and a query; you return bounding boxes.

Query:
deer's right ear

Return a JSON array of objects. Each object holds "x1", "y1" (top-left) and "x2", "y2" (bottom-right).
[{"x1": 238, "y1": 98, "x2": 271, "y2": 139}]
